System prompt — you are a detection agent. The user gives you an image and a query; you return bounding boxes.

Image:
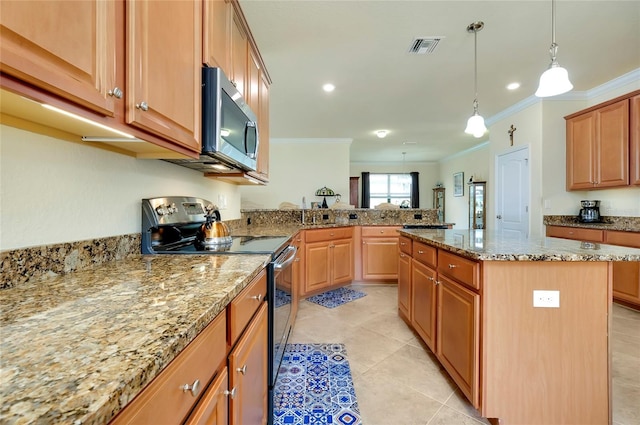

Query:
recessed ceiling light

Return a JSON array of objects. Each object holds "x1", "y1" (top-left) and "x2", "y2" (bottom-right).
[
  {"x1": 376, "y1": 130, "x2": 389, "y2": 138},
  {"x1": 506, "y1": 82, "x2": 521, "y2": 90},
  {"x1": 322, "y1": 83, "x2": 335, "y2": 92}
]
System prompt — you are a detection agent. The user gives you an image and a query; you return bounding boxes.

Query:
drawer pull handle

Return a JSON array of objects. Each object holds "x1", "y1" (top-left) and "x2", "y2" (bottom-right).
[
  {"x1": 135, "y1": 101, "x2": 149, "y2": 111},
  {"x1": 180, "y1": 379, "x2": 201, "y2": 397},
  {"x1": 237, "y1": 365, "x2": 247, "y2": 375},
  {"x1": 427, "y1": 276, "x2": 434, "y2": 281},
  {"x1": 224, "y1": 387, "x2": 237, "y2": 399},
  {"x1": 251, "y1": 294, "x2": 262, "y2": 302},
  {"x1": 380, "y1": 230, "x2": 385, "y2": 233},
  {"x1": 418, "y1": 250, "x2": 424, "y2": 254},
  {"x1": 400, "y1": 242, "x2": 406, "y2": 246},
  {"x1": 448, "y1": 264, "x2": 457, "y2": 269}
]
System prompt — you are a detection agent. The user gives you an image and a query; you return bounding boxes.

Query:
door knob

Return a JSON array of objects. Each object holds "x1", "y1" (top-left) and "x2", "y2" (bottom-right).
[{"x1": 496, "y1": 215, "x2": 502, "y2": 219}]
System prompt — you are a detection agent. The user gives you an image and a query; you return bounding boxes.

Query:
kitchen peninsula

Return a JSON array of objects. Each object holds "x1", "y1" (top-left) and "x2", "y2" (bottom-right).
[{"x1": 398, "y1": 228, "x2": 640, "y2": 425}]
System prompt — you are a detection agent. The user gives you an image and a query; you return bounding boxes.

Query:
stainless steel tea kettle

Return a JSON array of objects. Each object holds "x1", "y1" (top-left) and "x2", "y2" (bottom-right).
[{"x1": 197, "y1": 204, "x2": 232, "y2": 245}]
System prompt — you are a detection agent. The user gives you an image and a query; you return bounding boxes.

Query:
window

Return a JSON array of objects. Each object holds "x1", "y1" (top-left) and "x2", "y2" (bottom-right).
[{"x1": 368, "y1": 173, "x2": 412, "y2": 208}]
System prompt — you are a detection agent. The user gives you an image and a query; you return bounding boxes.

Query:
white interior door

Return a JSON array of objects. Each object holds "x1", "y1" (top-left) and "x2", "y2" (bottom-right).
[{"x1": 495, "y1": 147, "x2": 529, "y2": 238}]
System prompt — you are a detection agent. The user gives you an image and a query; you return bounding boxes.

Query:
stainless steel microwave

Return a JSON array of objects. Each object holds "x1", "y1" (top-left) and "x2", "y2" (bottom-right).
[{"x1": 202, "y1": 66, "x2": 258, "y2": 171}]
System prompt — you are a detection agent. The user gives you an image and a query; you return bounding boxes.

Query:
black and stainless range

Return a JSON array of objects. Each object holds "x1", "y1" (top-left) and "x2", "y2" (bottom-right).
[{"x1": 141, "y1": 196, "x2": 296, "y2": 424}]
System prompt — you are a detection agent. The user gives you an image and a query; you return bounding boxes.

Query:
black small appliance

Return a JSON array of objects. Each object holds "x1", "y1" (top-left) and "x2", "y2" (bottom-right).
[{"x1": 578, "y1": 200, "x2": 601, "y2": 223}]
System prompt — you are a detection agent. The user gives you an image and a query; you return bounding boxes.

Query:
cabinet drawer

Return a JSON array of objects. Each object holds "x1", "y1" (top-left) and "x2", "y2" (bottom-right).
[
  {"x1": 437, "y1": 250, "x2": 480, "y2": 290},
  {"x1": 546, "y1": 225, "x2": 604, "y2": 242},
  {"x1": 605, "y1": 230, "x2": 640, "y2": 248},
  {"x1": 305, "y1": 227, "x2": 353, "y2": 243},
  {"x1": 111, "y1": 312, "x2": 227, "y2": 425},
  {"x1": 361, "y1": 226, "x2": 401, "y2": 237},
  {"x1": 229, "y1": 269, "x2": 267, "y2": 345},
  {"x1": 413, "y1": 241, "x2": 437, "y2": 269},
  {"x1": 399, "y1": 236, "x2": 413, "y2": 256}
]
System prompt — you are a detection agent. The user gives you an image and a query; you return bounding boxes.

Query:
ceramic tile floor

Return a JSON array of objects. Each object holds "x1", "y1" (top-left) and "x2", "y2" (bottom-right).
[{"x1": 289, "y1": 283, "x2": 640, "y2": 425}]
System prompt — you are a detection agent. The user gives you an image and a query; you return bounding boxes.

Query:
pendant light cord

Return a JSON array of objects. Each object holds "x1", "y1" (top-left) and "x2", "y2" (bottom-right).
[{"x1": 473, "y1": 27, "x2": 478, "y2": 104}]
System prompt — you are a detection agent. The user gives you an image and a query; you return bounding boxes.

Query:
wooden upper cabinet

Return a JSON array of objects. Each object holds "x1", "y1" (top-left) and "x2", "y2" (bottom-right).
[
  {"x1": 566, "y1": 95, "x2": 631, "y2": 190},
  {"x1": 203, "y1": 0, "x2": 232, "y2": 72},
  {"x1": 566, "y1": 111, "x2": 596, "y2": 189},
  {"x1": 247, "y1": 49, "x2": 261, "y2": 114},
  {"x1": 596, "y1": 99, "x2": 629, "y2": 187},
  {"x1": 230, "y1": 7, "x2": 248, "y2": 96},
  {"x1": 127, "y1": 0, "x2": 201, "y2": 152},
  {"x1": 631, "y1": 94, "x2": 640, "y2": 185},
  {"x1": 0, "y1": 0, "x2": 117, "y2": 116},
  {"x1": 255, "y1": 71, "x2": 270, "y2": 181}
]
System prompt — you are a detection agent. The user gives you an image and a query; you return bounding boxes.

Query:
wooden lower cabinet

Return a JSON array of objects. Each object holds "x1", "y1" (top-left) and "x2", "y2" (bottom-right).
[
  {"x1": 411, "y1": 260, "x2": 437, "y2": 352},
  {"x1": 185, "y1": 367, "x2": 229, "y2": 425},
  {"x1": 612, "y1": 261, "x2": 640, "y2": 308},
  {"x1": 436, "y1": 275, "x2": 479, "y2": 407},
  {"x1": 361, "y1": 226, "x2": 401, "y2": 281},
  {"x1": 229, "y1": 302, "x2": 268, "y2": 425},
  {"x1": 547, "y1": 225, "x2": 640, "y2": 308},
  {"x1": 302, "y1": 228, "x2": 353, "y2": 297},
  {"x1": 397, "y1": 251, "x2": 411, "y2": 321}
]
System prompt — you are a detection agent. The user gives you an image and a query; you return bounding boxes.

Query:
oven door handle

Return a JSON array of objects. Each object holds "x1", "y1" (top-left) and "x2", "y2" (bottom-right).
[{"x1": 274, "y1": 246, "x2": 297, "y2": 270}]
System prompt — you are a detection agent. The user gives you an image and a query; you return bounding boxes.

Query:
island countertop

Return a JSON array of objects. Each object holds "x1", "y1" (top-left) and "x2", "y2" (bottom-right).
[
  {"x1": 0, "y1": 253, "x2": 270, "y2": 425},
  {"x1": 399, "y1": 229, "x2": 640, "y2": 261}
]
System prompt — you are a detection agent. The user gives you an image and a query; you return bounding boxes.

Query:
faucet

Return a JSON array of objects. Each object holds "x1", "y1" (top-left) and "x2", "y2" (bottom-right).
[{"x1": 301, "y1": 208, "x2": 305, "y2": 224}]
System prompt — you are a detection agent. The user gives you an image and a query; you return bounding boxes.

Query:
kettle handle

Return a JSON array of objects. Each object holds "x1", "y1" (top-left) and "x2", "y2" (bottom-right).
[{"x1": 213, "y1": 209, "x2": 221, "y2": 222}]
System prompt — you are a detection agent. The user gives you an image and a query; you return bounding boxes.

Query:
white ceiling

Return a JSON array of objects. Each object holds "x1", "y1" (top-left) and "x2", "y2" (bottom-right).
[{"x1": 240, "y1": 0, "x2": 640, "y2": 163}]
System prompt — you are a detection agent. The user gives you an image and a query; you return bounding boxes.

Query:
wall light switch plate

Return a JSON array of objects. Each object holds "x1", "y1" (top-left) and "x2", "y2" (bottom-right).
[
  {"x1": 217, "y1": 194, "x2": 227, "y2": 210},
  {"x1": 533, "y1": 290, "x2": 560, "y2": 308}
]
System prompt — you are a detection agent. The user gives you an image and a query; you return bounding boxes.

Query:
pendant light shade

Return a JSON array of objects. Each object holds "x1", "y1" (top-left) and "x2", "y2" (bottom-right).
[
  {"x1": 535, "y1": 0, "x2": 573, "y2": 97},
  {"x1": 465, "y1": 21, "x2": 487, "y2": 139}
]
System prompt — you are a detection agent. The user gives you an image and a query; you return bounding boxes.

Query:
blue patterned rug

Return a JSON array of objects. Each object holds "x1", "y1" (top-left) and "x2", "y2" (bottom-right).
[
  {"x1": 306, "y1": 287, "x2": 367, "y2": 309},
  {"x1": 273, "y1": 343, "x2": 362, "y2": 425}
]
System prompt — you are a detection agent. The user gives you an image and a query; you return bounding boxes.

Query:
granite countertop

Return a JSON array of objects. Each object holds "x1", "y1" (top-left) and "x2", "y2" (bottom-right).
[
  {"x1": 543, "y1": 215, "x2": 640, "y2": 232},
  {"x1": 0, "y1": 253, "x2": 270, "y2": 425},
  {"x1": 399, "y1": 229, "x2": 640, "y2": 262}
]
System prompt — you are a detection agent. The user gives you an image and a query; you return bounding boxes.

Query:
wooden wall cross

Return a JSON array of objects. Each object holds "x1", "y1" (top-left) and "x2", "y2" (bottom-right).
[{"x1": 508, "y1": 124, "x2": 517, "y2": 146}]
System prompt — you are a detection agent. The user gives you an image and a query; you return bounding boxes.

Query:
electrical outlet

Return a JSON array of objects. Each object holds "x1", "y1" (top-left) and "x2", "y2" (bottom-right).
[
  {"x1": 414, "y1": 213, "x2": 423, "y2": 219},
  {"x1": 322, "y1": 214, "x2": 329, "y2": 220},
  {"x1": 349, "y1": 213, "x2": 358, "y2": 220},
  {"x1": 533, "y1": 290, "x2": 560, "y2": 308}
]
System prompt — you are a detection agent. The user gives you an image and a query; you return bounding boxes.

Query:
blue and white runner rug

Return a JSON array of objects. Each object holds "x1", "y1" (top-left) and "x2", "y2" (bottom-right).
[{"x1": 273, "y1": 343, "x2": 362, "y2": 425}]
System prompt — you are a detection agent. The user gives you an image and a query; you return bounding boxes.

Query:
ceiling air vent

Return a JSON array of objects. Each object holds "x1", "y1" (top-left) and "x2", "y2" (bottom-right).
[{"x1": 408, "y1": 37, "x2": 443, "y2": 55}]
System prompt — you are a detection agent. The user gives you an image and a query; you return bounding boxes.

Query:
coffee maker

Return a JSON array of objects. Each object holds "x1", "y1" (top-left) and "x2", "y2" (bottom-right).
[{"x1": 578, "y1": 200, "x2": 601, "y2": 223}]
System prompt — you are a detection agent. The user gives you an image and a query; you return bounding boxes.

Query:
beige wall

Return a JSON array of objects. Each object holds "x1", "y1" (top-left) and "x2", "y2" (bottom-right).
[
  {"x1": 240, "y1": 139, "x2": 351, "y2": 209},
  {"x1": 439, "y1": 143, "x2": 490, "y2": 229},
  {"x1": 439, "y1": 72, "x2": 640, "y2": 236},
  {"x1": 0, "y1": 125, "x2": 240, "y2": 250},
  {"x1": 349, "y1": 161, "x2": 440, "y2": 209}
]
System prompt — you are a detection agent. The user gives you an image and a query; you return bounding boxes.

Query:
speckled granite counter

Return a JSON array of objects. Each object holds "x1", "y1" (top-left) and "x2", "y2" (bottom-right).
[
  {"x1": 0, "y1": 254, "x2": 270, "y2": 425},
  {"x1": 399, "y1": 229, "x2": 640, "y2": 261},
  {"x1": 543, "y1": 215, "x2": 640, "y2": 232}
]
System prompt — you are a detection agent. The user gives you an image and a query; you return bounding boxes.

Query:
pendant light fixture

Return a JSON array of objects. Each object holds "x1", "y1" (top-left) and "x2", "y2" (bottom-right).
[
  {"x1": 535, "y1": 0, "x2": 573, "y2": 97},
  {"x1": 464, "y1": 21, "x2": 487, "y2": 139}
]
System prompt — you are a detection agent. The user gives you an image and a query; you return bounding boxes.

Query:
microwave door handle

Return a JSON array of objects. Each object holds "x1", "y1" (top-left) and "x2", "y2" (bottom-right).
[{"x1": 244, "y1": 121, "x2": 257, "y2": 159}]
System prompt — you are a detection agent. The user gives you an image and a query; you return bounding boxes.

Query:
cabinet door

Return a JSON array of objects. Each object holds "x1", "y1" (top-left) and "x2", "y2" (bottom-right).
[
  {"x1": 230, "y1": 7, "x2": 248, "y2": 96},
  {"x1": 566, "y1": 112, "x2": 597, "y2": 190},
  {"x1": 332, "y1": 238, "x2": 354, "y2": 284},
  {"x1": 255, "y1": 71, "x2": 270, "y2": 181},
  {"x1": 596, "y1": 99, "x2": 629, "y2": 187},
  {"x1": 127, "y1": 0, "x2": 201, "y2": 152},
  {"x1": 612, "y1": 262, "x2": 640, "y2": 307},
  {"x1": 437, "y1": 275, "x2": 480, "y2": 407},
  {"x1": 203, "y1": 0, "x2": 232, "y2": 72},
  {"x1": 631, "y1": 94, "x2": 640, "y2": 185},
  {"x1": 362, "y1": 237, "x2": 399, "y2": 280},
  {"x1": 0, "y1": 0, "x2": 117, "y2": 116},
  {"x1": 229, "y1": 302, "x2": 268, "y2": 425},
  {"x1": 184, "y1": 368, "x2": 229, "y2": 425},
  {"x1": 397, "y1": 252, "x2": 411, "y2": 322},
  {"x1": 304, "y1": 241, "x2": 331, "y2": 294},
  {"x1": 412, "y1": 260, "x2": 438, "y2": 352},
  {"x1": 247, "y1": 49, "x2": 261, "y2": 114}
]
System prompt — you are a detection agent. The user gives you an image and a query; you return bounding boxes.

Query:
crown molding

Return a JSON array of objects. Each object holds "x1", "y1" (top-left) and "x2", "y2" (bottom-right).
[
  {"x1": 440, "y1": 141, "x2": 490, "y2": 163},
  {"x1": 487, "y1": 67, "x2": 640, "y2": 126}
]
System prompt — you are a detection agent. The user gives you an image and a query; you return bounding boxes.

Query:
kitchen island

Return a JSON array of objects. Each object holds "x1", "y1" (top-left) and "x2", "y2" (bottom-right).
[{"x1": 398, "y1": 228, "x2": 640, "y2": 425}]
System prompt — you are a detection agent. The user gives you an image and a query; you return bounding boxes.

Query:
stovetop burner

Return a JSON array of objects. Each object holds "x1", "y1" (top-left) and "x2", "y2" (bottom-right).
[{"x1": 171, "y1": 235, "x2": 290, "y2": 254}]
